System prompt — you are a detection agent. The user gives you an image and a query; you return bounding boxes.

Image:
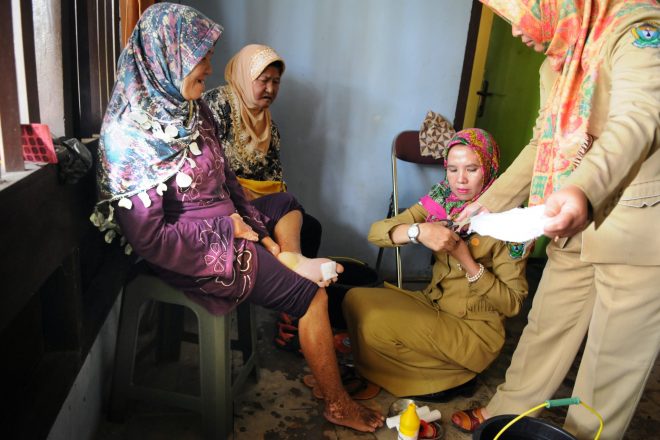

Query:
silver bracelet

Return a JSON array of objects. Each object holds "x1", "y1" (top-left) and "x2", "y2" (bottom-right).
[{"x1": 466, "y1": 263, "x2": 485, "y2": 283}]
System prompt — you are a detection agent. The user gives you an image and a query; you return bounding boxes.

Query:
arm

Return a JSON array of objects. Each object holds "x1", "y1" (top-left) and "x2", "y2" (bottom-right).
[
  {"x1": 368, "y1": 204, "x2": 459, "y2": 251},
  {"x1": 468, "y1": 240, "x2": 529, "y2": 317},
  {"x1": 368, "y1": 204, "x2": 427, "y2": 247},
  {"x1": 223, "y1": 156, "x2": 270, "y2": 240},
  {"x1": 561, "y1": 28, "x2": 660, "y2": 229},
  {"x1": 199, "y1": 98, "x2": 272, "y2": 241},
  {"x1": 115, "y1": 187, "x2": 241, "y2": 279}
]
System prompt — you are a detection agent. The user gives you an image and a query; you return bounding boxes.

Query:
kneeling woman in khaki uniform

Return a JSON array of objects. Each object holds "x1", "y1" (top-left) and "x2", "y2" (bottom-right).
[{"x1": 343, "y1": 128, "x2": 530, "y2": 401}]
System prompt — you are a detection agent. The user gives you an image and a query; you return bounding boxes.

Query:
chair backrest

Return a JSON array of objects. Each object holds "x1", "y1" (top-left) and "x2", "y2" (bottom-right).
[
  {"x1": 393, "y1": 130, "x2": 444, "y2": 165},
  {"x1": 383, "y1": 130, "x2": 444, "y2": 288}
]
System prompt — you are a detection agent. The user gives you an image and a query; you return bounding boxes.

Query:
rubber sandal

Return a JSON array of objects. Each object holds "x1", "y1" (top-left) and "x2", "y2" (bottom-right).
[
  {"x1": 302, "y1": 374, "x2": 317, "y2": 389},
  {"x1": 419, "y1": 420, "x2": 444, "y2": 439},
  {"x1": 350, "y1": 379, "x2": 380, "y2": 400},
  {"x1": 273, "y1": 322, "x2": 302, "y2": 355},
  {"x1": 450, "y1": 407, "x2": 486, "y2": 433},
  {"x1": 277, "y1": 312, "x2": 298, "y2": 326},
  {"x1": 333, "y1": 332, "x2": 352, "y2": 354}
]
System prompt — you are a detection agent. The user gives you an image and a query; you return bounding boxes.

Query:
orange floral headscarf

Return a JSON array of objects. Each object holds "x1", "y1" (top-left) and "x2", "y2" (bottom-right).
[{"x1": 480, "y1": 0, "x2": 659, "y2": 205}]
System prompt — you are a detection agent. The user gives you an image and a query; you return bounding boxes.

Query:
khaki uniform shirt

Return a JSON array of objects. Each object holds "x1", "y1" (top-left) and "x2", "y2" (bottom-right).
[
  {"x1": 369, "y1": 203, "x2": 529, "y2": 325},
  {"x1": 479, "y1": 22, "x2": 660, "y2": 265}
]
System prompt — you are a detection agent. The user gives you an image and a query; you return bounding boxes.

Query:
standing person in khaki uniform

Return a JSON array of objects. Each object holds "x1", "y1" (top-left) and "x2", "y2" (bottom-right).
[
  {"x1": 451, "y1": 1, "x2": 660, "y2": 439},
  {"x1": 343, "y1": 129, "x2": 530, "y2": 400}
]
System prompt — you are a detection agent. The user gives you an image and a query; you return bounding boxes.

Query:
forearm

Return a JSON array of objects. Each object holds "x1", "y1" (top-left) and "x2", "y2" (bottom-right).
[
  {"x1": 566, "y1": 31, "x2": 660, "y2": 227},
  {"x1": 115, "y1": 188, "x2": 236, "y2": 278},
  {"x1": 470, "y1": 242, "x2": 529, "y2": 317},
  {"x1": 367, "y1": 204, "x2": 428, "y2": 247}
]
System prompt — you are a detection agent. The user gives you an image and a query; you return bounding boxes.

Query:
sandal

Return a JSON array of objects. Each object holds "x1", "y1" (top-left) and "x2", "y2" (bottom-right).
[
  {"x1": 333, "y1": 332, "x2": 352, "y2": 354},
  {"x1": 450, "y1": 407, "x2": 486, "y2": 433},
  {"x1": 274, "y1": 322, "x2": 302, "y2": 355}
]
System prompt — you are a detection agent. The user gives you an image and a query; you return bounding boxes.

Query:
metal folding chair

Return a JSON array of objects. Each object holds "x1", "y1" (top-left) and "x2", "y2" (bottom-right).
[{"x1": 375, "y1": 130, "x2": 445, "y2": 288}]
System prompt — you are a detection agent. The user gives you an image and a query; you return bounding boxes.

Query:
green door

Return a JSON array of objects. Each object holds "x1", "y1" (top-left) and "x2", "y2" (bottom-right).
[
  {"x1": 474, "y1": 15, "x2": 549, "y2": 257},
  {"x1": 475, "y1": 15, "x2": 545, "y2": 171}
]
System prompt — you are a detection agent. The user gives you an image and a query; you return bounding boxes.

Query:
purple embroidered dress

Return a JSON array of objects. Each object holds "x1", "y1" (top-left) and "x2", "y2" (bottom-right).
[{"x1": 93, "y1": 3, "x2": 317, "y2": 316}]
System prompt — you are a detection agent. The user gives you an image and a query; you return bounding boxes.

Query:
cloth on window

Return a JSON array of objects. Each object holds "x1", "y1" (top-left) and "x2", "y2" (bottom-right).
[{"x1": 54, "y1": 137, "x2": 93, "y2": 184}]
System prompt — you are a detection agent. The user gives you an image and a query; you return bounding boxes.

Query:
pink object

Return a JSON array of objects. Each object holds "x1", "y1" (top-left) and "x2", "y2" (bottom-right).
[
  {"x1": 419, "y1": 195, "x2": 448, "y2": 222},
  {"x1": 21, "y1": 123, "x2": 58, "y2": 163}
]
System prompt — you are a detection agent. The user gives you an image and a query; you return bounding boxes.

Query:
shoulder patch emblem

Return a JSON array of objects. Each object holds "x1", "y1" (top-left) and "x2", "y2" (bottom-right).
[
  {"x1": 632, "y1": 23, "x2": 660, "y2": 48},
  {"x1": 507, "y1": 241, "x2": 526, "y2": 259}
]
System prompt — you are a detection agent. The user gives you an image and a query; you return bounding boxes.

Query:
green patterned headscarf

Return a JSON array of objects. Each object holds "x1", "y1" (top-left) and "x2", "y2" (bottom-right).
[{"x1": 419, "y1": 128, "x2": 500, "y2": 221}]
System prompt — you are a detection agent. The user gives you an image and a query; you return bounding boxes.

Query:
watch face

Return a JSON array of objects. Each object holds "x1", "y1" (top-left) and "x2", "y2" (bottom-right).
[{"x1": 408, "y1": 224, "x2": 420, "y2": 241}]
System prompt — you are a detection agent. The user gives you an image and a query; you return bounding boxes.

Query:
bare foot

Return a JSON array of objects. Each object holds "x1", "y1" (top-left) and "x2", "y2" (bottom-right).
[
  {"x1": 277, "y1": 252, "x2": 344, "y2": 287},
  {"x1": 323, "y1": 396, "x2": 384, "y2": 432}
]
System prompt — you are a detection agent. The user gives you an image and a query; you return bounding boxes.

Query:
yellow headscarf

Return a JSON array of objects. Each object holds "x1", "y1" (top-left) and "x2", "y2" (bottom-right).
[{"x1": 224, "y1": 44, "x2": 285, "y2": 154}]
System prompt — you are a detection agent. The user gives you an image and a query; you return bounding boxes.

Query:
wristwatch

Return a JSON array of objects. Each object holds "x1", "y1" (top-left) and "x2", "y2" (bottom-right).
[{"x1": 407, "y1": 223, "x2": 420, "y2": 244}]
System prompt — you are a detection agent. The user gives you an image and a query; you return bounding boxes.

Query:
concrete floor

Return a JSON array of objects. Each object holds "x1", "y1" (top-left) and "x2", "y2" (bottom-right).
[{"x1": 95, "y1": 260, "x2": 659, "y2": 439}]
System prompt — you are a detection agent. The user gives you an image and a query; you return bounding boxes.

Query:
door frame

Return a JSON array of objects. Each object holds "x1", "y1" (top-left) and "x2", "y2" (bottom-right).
[{"x1": 453, "y1": 1, "x2": 494, "y2": 130}]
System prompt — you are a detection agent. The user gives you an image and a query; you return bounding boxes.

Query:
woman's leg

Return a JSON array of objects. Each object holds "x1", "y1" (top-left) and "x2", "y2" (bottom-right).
[
  {"x1": 251, "y1": 192, "x2": 304, "y2": 252},
  {"x1": 250, "y1": 193, "x2": 323, "y2": 257},
  {"x1": 343, "y1": 286, "x2": 494, "y2": 396},
  {"x1": 273, "y1": 209, "x2": 303, "y2": 253},
  {"x1": 565, "y1": 263, "x2": 660, "y2": 440},
  {"x1": 298, "y1": 289, "x2": 385, "y2": 431},
  {"x1": 248, "y1": 247, "x2": 384, "y2": 432},
  {"x1": 251, "y1": 194, "x2": 340, "y2": 287},
  {"x1": 486, "y1": 235, "x2": 595, "y2": 416}
]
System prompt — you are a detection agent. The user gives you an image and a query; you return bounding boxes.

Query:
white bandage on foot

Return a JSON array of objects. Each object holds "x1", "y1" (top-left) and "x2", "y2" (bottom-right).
[{"x1": 320, "y1": 261, "x2": 338, "y2": 281}]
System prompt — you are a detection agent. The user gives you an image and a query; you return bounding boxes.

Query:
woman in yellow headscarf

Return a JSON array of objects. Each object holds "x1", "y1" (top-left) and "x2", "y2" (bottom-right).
[
  {"x1": 203, "y1": 44, "x2": 322, "y2": 260},
  {"x1": 450, "y1": 0, "x2": 660, "y2": 438}
]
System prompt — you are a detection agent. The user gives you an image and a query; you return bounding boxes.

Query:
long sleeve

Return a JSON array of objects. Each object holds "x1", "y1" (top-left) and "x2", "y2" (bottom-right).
[
  {"x1": 115, "y1": 187, "x2": 238, "y2": 279},
  {"x1": 223, "y1": 154, "x2": 270, "y2": 239},
  {"x1": 199, "y1": 99, "x2": 270, "y2": 239},
  {"x1": 367, "y1": 204, "x2": 428, "y2": 247},
  {"x1": 368, "y1": 203, "x2": 528, "y2": 318},
  {"x1": 566, "y1": 28, "x2": 660, "y2": 227},
  {"x1": 464, "y1": 240, "x2": 529, "y2": 318}
]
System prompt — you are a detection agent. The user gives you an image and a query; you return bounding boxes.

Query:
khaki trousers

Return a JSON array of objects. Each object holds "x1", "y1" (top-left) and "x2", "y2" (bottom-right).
[{"x1": 486, "y1": 234, "x2": 660, "y2": 440}]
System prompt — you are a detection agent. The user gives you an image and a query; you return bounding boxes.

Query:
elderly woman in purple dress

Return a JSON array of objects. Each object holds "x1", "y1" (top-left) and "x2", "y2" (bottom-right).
[{"x1": 91, "y1": 2, "x2": 383, "y2": 433}]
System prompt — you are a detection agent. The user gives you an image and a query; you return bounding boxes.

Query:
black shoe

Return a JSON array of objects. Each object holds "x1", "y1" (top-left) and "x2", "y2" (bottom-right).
[{"x1": 407, "y1": 377, "x2": 478, "y2": 403}]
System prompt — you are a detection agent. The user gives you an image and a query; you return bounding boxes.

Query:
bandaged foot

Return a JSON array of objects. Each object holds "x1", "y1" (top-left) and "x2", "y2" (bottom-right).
[{"x1": 277, "y1": 252, "x2": 342, "y2": 287}]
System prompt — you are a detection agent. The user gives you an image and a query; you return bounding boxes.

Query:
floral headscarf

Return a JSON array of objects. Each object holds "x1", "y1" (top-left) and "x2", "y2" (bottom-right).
[
  {"x1": 224, "y1": 44, "x2": 285, "y2": 154},
  {"x1": 96, "y1": 2, "x2": 222, "y2": 204},
  {"x1": 480, "y1": 0, "x2": 659, "y2": 205},
  {"x1": 419, "y1": 128, "x2": 500, "y2": 221}
]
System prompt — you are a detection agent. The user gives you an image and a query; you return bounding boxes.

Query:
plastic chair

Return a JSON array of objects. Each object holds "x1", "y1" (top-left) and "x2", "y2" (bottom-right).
[
  {"x1": 375, "y1": 130, "x2": 445, "y2": 288},
  {"x1": 109, "y1": 267, "x2": 259, "y2": 440}
]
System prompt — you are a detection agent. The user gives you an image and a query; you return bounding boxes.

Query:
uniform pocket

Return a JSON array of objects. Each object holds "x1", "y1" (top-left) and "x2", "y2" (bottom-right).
[{"x1": 618, "y1": 194, "x2": 660, "y2": 208}]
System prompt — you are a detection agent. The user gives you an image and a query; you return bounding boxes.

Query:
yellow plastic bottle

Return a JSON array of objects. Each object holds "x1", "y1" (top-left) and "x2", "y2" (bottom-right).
[{"x1": 398, "y1": 403, "x2": 420, "y2": 440}]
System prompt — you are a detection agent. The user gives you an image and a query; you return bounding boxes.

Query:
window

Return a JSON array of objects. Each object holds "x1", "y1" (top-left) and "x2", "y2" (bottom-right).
[{"x1": 0, "y1": 0, "x2": 121, "y2": 178}]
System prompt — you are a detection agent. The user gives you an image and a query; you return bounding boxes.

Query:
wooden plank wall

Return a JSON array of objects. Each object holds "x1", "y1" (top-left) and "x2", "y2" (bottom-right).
[{"x1": 0, "y1": 1, "x2": 130, "y2": 438}]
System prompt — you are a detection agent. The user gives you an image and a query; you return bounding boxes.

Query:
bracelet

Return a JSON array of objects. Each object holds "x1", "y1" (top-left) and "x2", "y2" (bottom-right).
[{"x1": 466, "y1": 263, "x2": 485, "y2": 283}]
